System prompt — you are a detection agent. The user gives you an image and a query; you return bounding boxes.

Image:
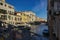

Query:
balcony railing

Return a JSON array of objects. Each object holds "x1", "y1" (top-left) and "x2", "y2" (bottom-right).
[{"x1": 0, "y1": 9, "x2": 7, "y2": 14}]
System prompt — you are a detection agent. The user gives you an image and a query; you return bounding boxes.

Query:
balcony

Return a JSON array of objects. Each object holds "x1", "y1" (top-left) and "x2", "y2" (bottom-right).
[{"x1": 0, "y1": 9, "x2": 7, "y2": 14}]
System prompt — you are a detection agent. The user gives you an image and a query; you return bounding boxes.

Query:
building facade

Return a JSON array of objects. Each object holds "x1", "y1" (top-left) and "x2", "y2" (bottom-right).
[
  {"x1": 0, "y1": 0, "x2": 5, "y2": 2},
  {"x1": 23, "y1": 11, "x2": 36, "y2": 22},
  {"x1": 48, "y1": 0, "x2": 60, "y2": 40},
  {"x1": 0, "y1": 0, "x2": 21, "y2": 27},
  {"x1": 0, "y1": 0, "x2": 43, "y2": 28},
  {"x1": 15, "y1": 11, "x2": 36, "y2": 23},
  {"x1": 15, "y1": 12, "x2": 27, "y2": 23}
]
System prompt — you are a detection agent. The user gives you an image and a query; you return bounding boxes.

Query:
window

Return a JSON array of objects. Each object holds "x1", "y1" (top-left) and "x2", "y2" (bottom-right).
[
  {"x1": 49, "y1": 10, "x2": 51, "y2": 15},
  {"x1": 12, "y1": 17, "x2": 13, "y2": 20},
  {"x1": 5, "y1": 4, "x2": 7, "y2": 7},
  {"x1": 19, "y1": 18, "x2": 20, "y2": 21},
  {"x1": 20, "y1": 18, "x2": 22, "y2": 21},
  {"x1": 8, "y1": 11, "x2": 13, "y2": 14},
  {"x1": 0, "y1": 9, "x2": 7, "y2": 14},
  {"x1": 50, "y1": 0, "x2": 54, "y2": 7},
  {"x1": 8, "y1": 11, "x2": 11, "y2": 14},
  {"x1": 12, "y1": 12, "x2": 14, "y2": 14},
  {"x1": 8, "y1": 16, "x2": 11, "y2": 20},
  {"x1": 1, "y1": 15, "x2": 7, "y2": 20},
  {"x1": 0, "y1": 3, "x2": 3, "y2": 5},
  {"x1": 9, "y1": 11, "x2": 11, "y2": 14},
  {"x1": 53, "y1": 12, "x2": 60, "y2": 16},
  {"x1": 21, "y1": 13, "x2": 22, "y2": 15},
  {"x1": 15, "y1": 17, "x2": 17, "y2": 21}
]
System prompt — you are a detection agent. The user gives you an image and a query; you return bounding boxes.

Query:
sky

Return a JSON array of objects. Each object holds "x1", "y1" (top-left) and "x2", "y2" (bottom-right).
[{"x1": 6, "y1": 0, "x2": 47, "y2": 19}]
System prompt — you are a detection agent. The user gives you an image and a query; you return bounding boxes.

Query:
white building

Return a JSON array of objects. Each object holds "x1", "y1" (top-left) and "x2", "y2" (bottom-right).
[
  {"x1": 0, "y1": 0, "x2": 15, "y2": 28},
  {"x1": 0, "y1": 0, "x2": 5, "y2": 2},
  {"x1": 0, "y1": 1, "x2": 14, "y2": 14}
]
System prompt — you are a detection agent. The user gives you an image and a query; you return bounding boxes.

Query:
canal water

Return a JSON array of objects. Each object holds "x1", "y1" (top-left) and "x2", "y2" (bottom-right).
[
  {"x1": 35, "y1": 23, "x2": 48, "y2": 35},
  {"x1": 31, "y1": 23, "x2": 49, "y2": 40}
]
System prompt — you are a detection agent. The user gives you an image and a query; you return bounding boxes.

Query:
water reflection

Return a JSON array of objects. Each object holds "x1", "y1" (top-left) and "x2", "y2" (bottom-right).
[{"x1": 31, "y1": 23, "x2": 48, "y2": 40}]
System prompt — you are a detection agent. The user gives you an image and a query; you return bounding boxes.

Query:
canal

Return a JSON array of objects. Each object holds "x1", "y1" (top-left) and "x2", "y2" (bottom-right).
[{"x1": 31, "y1": 23, "x2": 49, "y2": 40}]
